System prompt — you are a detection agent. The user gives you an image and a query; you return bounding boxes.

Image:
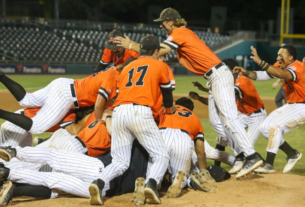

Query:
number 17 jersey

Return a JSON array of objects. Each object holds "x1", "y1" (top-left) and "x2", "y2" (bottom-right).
[{"x1": 114, "y1": 57, "x2": 172, "y2": 108}]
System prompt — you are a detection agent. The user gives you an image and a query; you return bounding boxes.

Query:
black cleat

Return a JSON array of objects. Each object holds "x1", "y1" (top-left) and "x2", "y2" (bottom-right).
[
  {"x1": 0, "y1": 147, "x2": 16, "y2": 162},
  {"x1": 89, "y1": 179, "x2": 104, "y2": 205},
  {"x1": 236, "y1": 153, "x2": 263, "y2": 178},
  {"x1": 0, "y1": 164, "x2": 10, "y2": 182},
  {"x1": 0, "y1": 181, "x2": 14, "y2": 206},
  {"x1": 144, "y1": 178, "x2": 161, "y2": 204}
]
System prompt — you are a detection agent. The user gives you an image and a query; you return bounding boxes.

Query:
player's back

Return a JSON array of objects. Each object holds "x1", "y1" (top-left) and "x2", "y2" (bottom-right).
[
  {"x1": 165, "y1": 27, "x2": 221, "y2": 75},
  {"x1": 282, "y1": 60, "x2": 305, "y2": 103},
  {"x1": 74, "y1": 68, "x2": 119, "y2": 107},
  {"x1": 235, "y1": 76, "x2": 264, "y2": 115},
  {"x1": 158, "y1": 105, "x2": 203, "y2": 140},
  {"x1": 114, "y1": 57, "x2": 170, "y2": 108}
]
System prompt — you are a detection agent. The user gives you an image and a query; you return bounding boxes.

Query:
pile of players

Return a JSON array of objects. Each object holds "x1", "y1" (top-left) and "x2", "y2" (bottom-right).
[{"x1": 0, "y1": 7, "x2": 304, "y2": 206}]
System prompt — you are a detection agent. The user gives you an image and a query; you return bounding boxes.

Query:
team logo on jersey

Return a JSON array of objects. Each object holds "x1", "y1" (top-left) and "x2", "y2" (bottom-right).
[
  {"x1": 289, "y1": 66, "x2": 296, "y2": 71},
  {"x1": 88, "y1": 120, "x2": 99, "y2": 129},
  {"x1": 235, "y1": 83, "x2": 240, "y2": 86}
]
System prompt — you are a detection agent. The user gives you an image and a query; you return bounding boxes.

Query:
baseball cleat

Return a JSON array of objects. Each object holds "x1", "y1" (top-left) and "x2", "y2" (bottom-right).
[
  {"x1": 0, "y1": 181, "x2": 14, "y2": 206},
  {"x1": 144, "y1": 179, "x2": 161, "y2": 204},
  {"x1": 0, "y1": 147, "x2": 16, "y2": 162},
  {"x1": 236, "y1": 153, "x2": 263, "y2": 179},
  {"x1": 283, "y1": 150, "x2": 302, "y2": 173},
  {"x1": 229, "y1": 160, "x2": 244, "y2": 174},
  {"x1": 133, "y1": 177, "x2": 145, "y2": 206},
  {"x1": 89, "y1": 179, "x2": 104, "y2": 205},
  {"x1": 0, "y1": 163, "x2": 10, "y2": 182},
  {"x1": 167, "y1": 170, "x2": 186, "y2": 198},
  {"x1": 254, "y1": 162, "x2": 276, "y2": 174},
  {"x1": 190, "y1": 170, "x2": 216, "y2": 192}
]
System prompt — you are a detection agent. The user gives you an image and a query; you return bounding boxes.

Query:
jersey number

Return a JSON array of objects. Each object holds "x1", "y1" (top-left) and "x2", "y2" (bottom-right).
[
  {"x1": 174, "y1": 107, "x2": 193, "y2": 118},
  {"x1": 287, "y1": 83, "x2": 294, "y2": 90},
  {"x1": 125, "y1": 65, "x2": 148, "y2": 87}
]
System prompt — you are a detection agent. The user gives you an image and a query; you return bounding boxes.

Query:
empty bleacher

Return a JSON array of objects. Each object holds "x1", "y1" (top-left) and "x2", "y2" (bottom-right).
[{"x1": 0, "y1": 19, "x2": 230, "y2": 64}]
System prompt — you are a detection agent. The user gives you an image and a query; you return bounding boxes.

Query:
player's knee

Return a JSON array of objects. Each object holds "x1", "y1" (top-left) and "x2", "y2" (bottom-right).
[{"x1": 259, "y1": 124, "x2": 270, "y2": 139}]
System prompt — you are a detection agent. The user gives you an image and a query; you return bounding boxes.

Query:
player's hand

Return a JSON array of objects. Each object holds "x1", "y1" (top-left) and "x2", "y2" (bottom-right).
[
  {"x1": 250, "y1": 46, "x2": 262, "y2": 65},
  {"x1": 272, "y1": 82, "x2": 278, "y2": 89},
  {"x1": 189, "y1": 91, "x2": 200, "y2": 100},
  {"x1": 233, "y1": 66, "x2": 246, "y2": 76},
  {"x1": 115, "y1": 35, "x2": 132, "y2": 49},
  {"x1": 192, "y1": 81, "x2": 207, "y2": 92}
]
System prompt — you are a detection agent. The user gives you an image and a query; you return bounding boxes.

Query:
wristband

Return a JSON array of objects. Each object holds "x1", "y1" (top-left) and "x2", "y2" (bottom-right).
[
  {"x1": 261, "y1": 62, "x2": 270, "y2": 70},
  {"x1": 129, "y1": 43, "x2": 133, "y2": 50},
  {"x1": 259, "y1": 60, "x2": 266, "y2": 67},
  {"x1": 245, "y1": 70, "x2": 250, "y2": 77},
  {"x1": 165, "y1": 108, "x2": 172, "y2": 114}
]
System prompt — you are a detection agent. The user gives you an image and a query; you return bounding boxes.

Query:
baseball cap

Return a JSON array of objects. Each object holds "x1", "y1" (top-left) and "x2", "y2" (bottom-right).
[
  {"x1": 207, "y1": 165, "x2": 231, "y2": 182},
  {"x1": 153, "y1": 8, "x2": 181, "y2": 22},
  {"x1": 105, "y1": 29, "x2": 124, "y2": 50},
  {"x1": 139, "y1": 35, "x2": 165, "y2": 50}
]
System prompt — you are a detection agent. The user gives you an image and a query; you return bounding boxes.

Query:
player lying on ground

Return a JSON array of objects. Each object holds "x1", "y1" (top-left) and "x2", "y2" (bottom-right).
[
  {"x1": 0, "y1": 140, "x2": 149, "y2": 205},
  {"x1": 233, "y1": 44, "x2": 305, "y2": 173},
  {"x1": 115, "y1": 7, "x2": 263, "y2": 178},
  {"x1": 0, "y1": 64, "x2": 118, "y2": 135},
  {"x1": 189, "y1": 58, "x2": 267, "y2": 174}
]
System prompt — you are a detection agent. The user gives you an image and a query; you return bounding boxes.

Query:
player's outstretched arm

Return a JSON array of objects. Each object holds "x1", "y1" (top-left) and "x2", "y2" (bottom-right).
[
  {"x1": 194, "y1": 139, "x2": 207, "y2": 170},
  {"x1": 95, "y1": 94, "x2": 107, "y2": 120},
  {"x1": 250, "y1": 46, "x2": 293, "y2": 80},
  {"x1": 233, "y1": 66, "x2": 257, "y2": 80},
  {"x1": 115, "y1": 35, "x2": 140, "y2": 53},
  {"x1": 189, "y1": 92, "x2": 208, "y2": 105},
  {"x1": 192, "y1": 81, "x2": 209, "y2": 93}
]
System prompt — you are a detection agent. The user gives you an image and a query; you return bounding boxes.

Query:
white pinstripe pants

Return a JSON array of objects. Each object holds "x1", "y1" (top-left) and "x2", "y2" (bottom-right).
[
  {"x1": 260, "y1": 103, "x2": 305, "y2": 154},
  {"x1": 18, "y1": 78, "x2": 77, "y2": 134},
  {"x1": 205, "y1": 66, "x2": 255, "y2": 157},
  {"x1": 0, "y1": 109, "x2": 32, "y2": 147},
  {"x1": 160, "y1": 128, "x2": 193, "y2": 188},
  {"x1": 100, "y1": 104, "x2": 169, "y2": 184}
]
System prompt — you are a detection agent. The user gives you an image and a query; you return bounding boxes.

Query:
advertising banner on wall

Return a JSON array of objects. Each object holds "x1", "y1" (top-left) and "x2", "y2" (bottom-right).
[{"x1": 0, "y1": 65, "x2": 66, "y2": 74}]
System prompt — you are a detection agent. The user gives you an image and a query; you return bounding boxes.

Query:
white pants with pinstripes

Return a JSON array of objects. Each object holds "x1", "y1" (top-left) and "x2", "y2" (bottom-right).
[
  {"x1": 100, "y1": 104, "x2": 169, "y2": 185},
  {"x1": 0, "y1": 109, "x2": 32, "y2": 147},
  {"x1": 208, "y1": 93, "x2": 242, "y2": 156},
  {"x1": 18, "y1": 78, "x2": 77, "y2": 134},
  {"x1": 160, "y1": 128, "x2": 193, "y2": 188},
  {"x1": 8, "y1": 146, "x2": 110, "y2": 198},
  {"x1": 260, "y1": 103, "x2": 305, "y2": 154},
  {"x1": 205, "y1": 66, "x2": 255, "y2": 157}
]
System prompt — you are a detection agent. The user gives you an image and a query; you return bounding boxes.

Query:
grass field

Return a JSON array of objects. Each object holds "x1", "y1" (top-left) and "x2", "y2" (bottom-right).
[{"x1": 1, "y1": 75, "x2": 304, "y2": 175}]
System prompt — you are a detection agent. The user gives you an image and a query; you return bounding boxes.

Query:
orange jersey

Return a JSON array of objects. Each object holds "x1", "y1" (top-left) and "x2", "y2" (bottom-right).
[
  {"x1": 114, "y1": 57, "x2": 172, "y2": 108},
  {"x1": 100, "y1": 48, "x2": 140, "y2": 66},
  {"x1": 74, "y1": 68, "x2": 119, "y2": 107},
  {"x1": 234, "y1": 76, "x2": 264, "y2": 115},
  {"x1": 163, "y1": 27, "x2": 221, "y2": 75},
  {"x1": 158, "y1": 105, "x2": 204, "y2": 140},
  {"x1": 24, "y1": 108, "x2": 76, "y2": 132},
  {"x1": 282, "y1": 60, "x2": 305, "y2": 103},
  {"x1": 76, "y1": 112, "x2": 111, "y2": 157}
]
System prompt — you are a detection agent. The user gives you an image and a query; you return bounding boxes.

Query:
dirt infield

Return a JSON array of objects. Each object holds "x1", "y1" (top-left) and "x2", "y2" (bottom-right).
[
  {"x1": 10, "y1": 174, "x2": 305, "y2": 207},
  {"x1": 0, "y1": 91, "x2": 277, "y2": 119}
]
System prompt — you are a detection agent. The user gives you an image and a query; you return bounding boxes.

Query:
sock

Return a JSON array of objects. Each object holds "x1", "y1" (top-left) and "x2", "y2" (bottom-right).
[
  {"x1": 246, "y1": 153, "x2": 256, "y2": 160},
  {"x1": 148, "y1": 178, "x2": 157, "y2": 187},
  {"x1": 0, "y1": 75, "x2": 26, "y2": 102},
  {"x1": 0, "y1": 109, "x2": 33, "y2": 131},
  {"x1": 279, "y1": 141, "x2": 296, "y2": 157},
  {"x1": 266, "y1": 152, "x2": 276, "y2": 166},
  {"x1": 235, "y1": 152, "x2": 245, "y2": 160},
  {"x1": 13, "y1": 184, "x2": 52, "y2": 199},
  {"x1": 214, "y1": 144, "x2": 225, "y2": 166}
]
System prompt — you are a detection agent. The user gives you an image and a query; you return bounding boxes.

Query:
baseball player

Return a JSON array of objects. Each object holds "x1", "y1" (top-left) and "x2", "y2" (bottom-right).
[
  {"x1": 115, "y1": 8, "x2": 263, "y2": 178},
  {"x1": 0, "y1": 65, "x2": 118, "y2": 136},
  {"x1": 94, "y1": 29, "x2": 140, "y2": 73},
  {"x1": 233, "y1": 44, "x2": 305, "y2": 173},
  {"x1": 0, "y1": 108, "x2": 77, "y2": 148},
  {"x1": 0, "y1": 140, "x2": 149, "y2": 205},
  {"x1": 88, "y1": 35, "x2": 173, "y2": 205}
]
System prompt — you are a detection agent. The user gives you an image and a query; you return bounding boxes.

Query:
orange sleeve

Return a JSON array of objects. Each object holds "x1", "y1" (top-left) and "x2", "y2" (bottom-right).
[
  {"x1": 101, "y1": 49, "x2": 113, "y2": 64},
  {"x1": 99, "y1": 78, "x2": 118, "y2": 102},
  {"x1": 163, "y1": 30, "x2": 184, "y2": 49},
  {"x1": 285, "y1": 64, "x2": 299, "y2": 82},
  {"x1": 159, "y1": 64, "x2": 172, "y2": 90}
]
